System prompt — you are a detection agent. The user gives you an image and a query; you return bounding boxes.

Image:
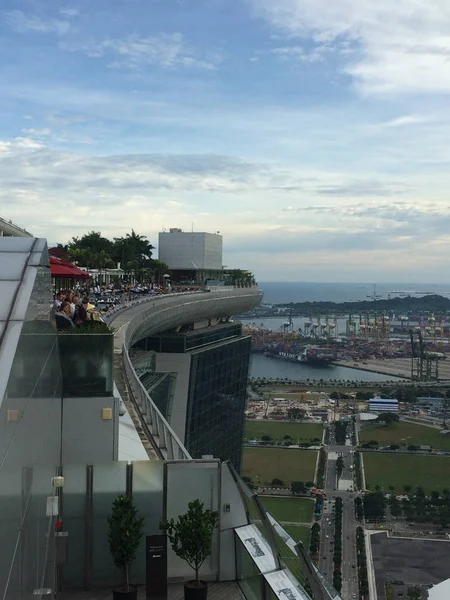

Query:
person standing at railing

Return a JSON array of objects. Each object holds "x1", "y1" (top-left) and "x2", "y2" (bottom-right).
[
  {"x1": 55, "y1": 302, "x2": 75, "y2": 330},
  {"x1": 73, "y1": 295, "x2": 87, "y2": 326}
]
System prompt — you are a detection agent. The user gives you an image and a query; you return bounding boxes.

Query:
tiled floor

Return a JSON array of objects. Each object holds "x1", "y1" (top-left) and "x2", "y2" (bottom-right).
[{"x1": 58, "y1": 581, "x2": 244, "y2": 599}]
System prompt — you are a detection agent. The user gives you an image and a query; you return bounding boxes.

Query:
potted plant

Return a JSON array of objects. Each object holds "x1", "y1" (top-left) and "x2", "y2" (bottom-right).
[
  {"x1": 160, "y1": 499, "x2": 219, "y2": 600},
  {"x1": 107, "y1": 495, "x2": 145, "y2": 600}
]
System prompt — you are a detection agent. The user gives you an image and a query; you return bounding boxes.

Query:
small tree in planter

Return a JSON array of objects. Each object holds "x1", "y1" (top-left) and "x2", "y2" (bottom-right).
[
  {"x1": 160, "y1": 499, "x2": 219, "y2": 600},
  {"x1": 108, "y1": 495, "x2": 145, "y2": 600}
]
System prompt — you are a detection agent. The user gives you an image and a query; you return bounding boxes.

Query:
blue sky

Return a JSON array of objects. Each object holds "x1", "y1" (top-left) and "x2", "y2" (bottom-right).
[{"x1": 2, "y1": 0, "x2": 450, "y2": 281}]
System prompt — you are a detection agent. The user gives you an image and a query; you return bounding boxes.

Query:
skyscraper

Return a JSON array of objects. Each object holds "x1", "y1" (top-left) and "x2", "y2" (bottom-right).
[{"x1": 137, "y1": 321, "x2": 251, "y2": 469}]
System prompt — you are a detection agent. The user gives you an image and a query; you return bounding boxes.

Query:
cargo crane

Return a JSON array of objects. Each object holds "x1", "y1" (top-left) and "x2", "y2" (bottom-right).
[
  {"x1": 346, "y1": 314, "x2": 357, "y2": 337},
  {"x1": 281, "y1": 309, "x2": 294, "y2": 334},
  {"x1": 410, "y1": 329, "x2": 439, "y2": 381}
]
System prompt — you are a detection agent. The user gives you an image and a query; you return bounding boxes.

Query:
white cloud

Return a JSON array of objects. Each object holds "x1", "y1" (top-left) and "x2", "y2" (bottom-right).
[
  {"x1": 2, "y1": 138, "x2": 450, "y2": 279},
  {"x1": 382, "y1": 115, "x2": 432, "y2": 127},
  {"x1": 68, "y1": 33, "x2": 218, "y2": 70},
  {"x1": 3, "y1": 10, "x2": 70, "y2": 35},
  {"x1": 272, "y1": 45, "x2": 325, "y2": 63},
  {"x1": 250, "y1": 0, "x2": 450, "y2": 95},
  {"x1": 0, "y1": 137, "x2": 45, "y2": 155},
  {"x1": 59, "y1": 8, "x2": 80, "y2": 18},
  {"x1": 22, "y1": 128, "x2": 52, "y2": 136}
]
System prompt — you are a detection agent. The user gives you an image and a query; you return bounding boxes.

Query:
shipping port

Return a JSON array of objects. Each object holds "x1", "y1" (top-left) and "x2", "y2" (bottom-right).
[{"x1": 241, "y1": 309, "x2": 450, "y2": 381}]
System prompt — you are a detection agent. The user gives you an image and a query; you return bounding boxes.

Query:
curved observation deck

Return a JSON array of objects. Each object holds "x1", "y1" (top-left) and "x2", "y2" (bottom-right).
[{"x1": 109, "y1": 287, "x2": 263, "y2": 459}]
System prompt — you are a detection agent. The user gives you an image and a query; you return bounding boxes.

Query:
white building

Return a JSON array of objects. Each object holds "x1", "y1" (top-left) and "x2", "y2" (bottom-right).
[
  {"x1": 158, "y1": 229, "x2": 223, "y2": 283},
  {"x1": 368, "y1": 398, "x2": 399, "y2": 412},
  {"x1": 429, "y1": 578, "x2": 450, "y2": 600}
]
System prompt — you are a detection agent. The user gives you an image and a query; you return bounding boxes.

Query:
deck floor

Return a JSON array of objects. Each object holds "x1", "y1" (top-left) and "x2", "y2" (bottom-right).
[{"x1": 58, "y1": 581, "x2": 244, "y2": 600}]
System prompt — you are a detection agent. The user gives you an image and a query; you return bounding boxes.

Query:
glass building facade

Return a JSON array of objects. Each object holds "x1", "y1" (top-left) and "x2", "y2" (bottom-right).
[
  {"x1": 135, "y1": 323, "x2": 252, "y2": 470},
  {"x1": 185, "y1": 334, "x2": 251, "y2": 470}
]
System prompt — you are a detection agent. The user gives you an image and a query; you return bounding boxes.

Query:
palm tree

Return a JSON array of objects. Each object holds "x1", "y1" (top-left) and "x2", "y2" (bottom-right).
[
  {"x1": 94, "y1": 250, "x2": 115, "y2": 284},
  {"x1": 113, "y1": 230, "x2": 155, "y2": 283},
  {"x1": 68, "y1": 247, "x2": 87, "y2": 265}
]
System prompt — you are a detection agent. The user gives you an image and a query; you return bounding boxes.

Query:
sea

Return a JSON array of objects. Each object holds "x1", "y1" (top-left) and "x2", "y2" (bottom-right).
[
  {"x1": 257, "y1": 281, "x2": 448, "y2": 305},
  {"x1": 241, "y1": 280, "x2": 438, "y2": 382}
]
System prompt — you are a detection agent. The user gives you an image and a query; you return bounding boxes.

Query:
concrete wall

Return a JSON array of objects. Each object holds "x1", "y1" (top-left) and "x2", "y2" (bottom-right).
[
  {"x1": 158, "y1": 231, "x2": 222, "y2": 270},
  {"x1": 154, "y1": 352, "x2": 191, "y2": 443}
]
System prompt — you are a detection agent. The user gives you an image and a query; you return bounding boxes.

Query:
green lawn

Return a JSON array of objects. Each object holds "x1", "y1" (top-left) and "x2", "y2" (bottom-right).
[
  {"x1": 363, "y1": 452, "x2": 450, "y2": 493},
  {"x1": 283, "y1": 525, "x2": 311, "y2": 549},
  {"x1": 242, "y1": 447, "x2": 317, "y2": 485},
  {"x1": 359, "y1": 421, "x2": 450, "y2": 451},
  {"x1": 260, "y1": 496, "x2": 314, "y2": 523},
  {"x1": 245, "y1": 420, "x2": 323, "y2": 443}
]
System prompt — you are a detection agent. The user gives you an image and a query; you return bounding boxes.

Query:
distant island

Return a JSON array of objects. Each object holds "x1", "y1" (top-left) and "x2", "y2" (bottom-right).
[{"x1": 241, "y1": 294, "x2": 450, "y2": 318}]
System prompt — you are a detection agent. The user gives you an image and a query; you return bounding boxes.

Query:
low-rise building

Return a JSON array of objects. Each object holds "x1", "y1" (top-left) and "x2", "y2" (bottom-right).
[{"x1": 369, "y1": 398, "x2": 399, "y2": 412}]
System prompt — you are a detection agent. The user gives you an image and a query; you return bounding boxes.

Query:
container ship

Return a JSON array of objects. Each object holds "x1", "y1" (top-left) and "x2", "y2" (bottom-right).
[{"x1": 264, "y1": 344, "x2": 335, "y2": 367}]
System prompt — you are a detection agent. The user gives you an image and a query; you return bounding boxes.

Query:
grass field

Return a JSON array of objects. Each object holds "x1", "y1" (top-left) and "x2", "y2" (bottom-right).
[
  {"x1": 245, "y1": 420, "x2": 323, "y2": 443},
  {"x1": 363, "y1": 453, "x2": 450, "y2": 493},
  {"x1": 283, "y1": 525, "x2": 311, "y2": 549},
  {"x1": 242, "y1": 447, "x2": 317, "y2": 485},
  {"x1": 359, "y1": 421, "x2": 450, "y2": 451},
  {"x1": 260, "y1": 496, "x2": 314, "y2": 523}
]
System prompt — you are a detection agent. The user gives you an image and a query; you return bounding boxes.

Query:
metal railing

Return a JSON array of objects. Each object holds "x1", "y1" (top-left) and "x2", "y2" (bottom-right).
[{"x1": 122, "y1": 346, "x2": 191, "y2": 460}]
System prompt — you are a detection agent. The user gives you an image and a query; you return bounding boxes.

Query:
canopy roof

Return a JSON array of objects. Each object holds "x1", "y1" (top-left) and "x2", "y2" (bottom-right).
[
  {"x1": 0, "y1": 238, "x2": 48, "y2": 403},
  {"x1": 50, "y1": 256, "x2": 91, "y2": 279}
]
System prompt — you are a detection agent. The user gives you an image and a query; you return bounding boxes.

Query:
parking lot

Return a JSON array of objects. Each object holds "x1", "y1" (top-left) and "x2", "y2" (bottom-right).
[{"x1": 371, "y1": 532, "x2": 450, "y2": 599}]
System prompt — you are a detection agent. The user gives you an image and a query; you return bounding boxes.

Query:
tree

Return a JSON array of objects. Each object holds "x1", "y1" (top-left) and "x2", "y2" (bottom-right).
[
  {"x1": 363, "y1": 492, "x2": 386, "y2": 521},
  {"x1": 227, "y1": 269, "x2": 254, "y2": 287},
  {"x1": 283, "y1": 434, "x2": 292, "y2": 440},
  {"x1": 407, "y1": 586, "x2": 422, "y2": 599},
  {"x1": 107, "y1": 495, "x2": 145, "y2": 593},
  {"x1": 287, "y1": 407, "x2": 305, "y2": 421},
  {"x1": 291, "y1": 481, "x2": 307, "y2": 495},
  {"x1": 69, "y1": 230, "x2": 113, "y2": 256},
  {"x1": 404, "y1": 485, "x2": 412, "y2": 494},
  {"x1": 272, "y1": 478, "x2": 284, "y2": 486},
  {"x1": 160, "y1": 500, "x2": 219, "y2": 587},
  {"x1": 376, "y1": 413, "x2": 399, "y2": 426},
  {"x1": 149, "y1": 258, "x2": 169, "y2": 286}
]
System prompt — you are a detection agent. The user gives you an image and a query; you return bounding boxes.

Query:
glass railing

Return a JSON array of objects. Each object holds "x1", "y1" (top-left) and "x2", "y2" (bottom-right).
[{"x1": 228, "y1": 464, "x2": 342, "y2": 600}]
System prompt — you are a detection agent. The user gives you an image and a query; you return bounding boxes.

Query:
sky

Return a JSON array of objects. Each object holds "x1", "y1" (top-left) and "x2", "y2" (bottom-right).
[{"x1": 2, "y1": 0, "x2": 450, "y2": 282}]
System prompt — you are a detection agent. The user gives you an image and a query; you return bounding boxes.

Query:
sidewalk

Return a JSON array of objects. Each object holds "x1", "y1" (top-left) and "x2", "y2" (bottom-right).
[{"x1": 365, "y1": 530, "x2": 379, "y2": 600}]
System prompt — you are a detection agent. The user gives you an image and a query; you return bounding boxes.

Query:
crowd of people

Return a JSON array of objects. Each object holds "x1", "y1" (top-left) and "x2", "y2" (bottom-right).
[
  {"x1": 53, "y1": 290, "x2": 101, "y2": 330},
  {"x1": 52, "y1": 282, "x2": 205, "y2": 330}
]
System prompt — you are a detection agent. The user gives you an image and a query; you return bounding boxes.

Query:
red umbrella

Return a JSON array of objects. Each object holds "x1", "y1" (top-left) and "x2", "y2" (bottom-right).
[{"x1": 50, "y1": 256, "x2": 91, "y2": 279}]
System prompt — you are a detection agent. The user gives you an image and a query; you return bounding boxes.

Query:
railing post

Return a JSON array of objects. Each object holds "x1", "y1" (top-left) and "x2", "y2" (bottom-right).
[{"x1": 84, "y1": 465, "x2": 93, "y2": 590}]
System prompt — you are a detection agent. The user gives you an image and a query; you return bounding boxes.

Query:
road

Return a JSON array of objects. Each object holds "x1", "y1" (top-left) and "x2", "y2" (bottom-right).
[{"x1": 318, "y1": 426, "x2": 359, "y2": 600}]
